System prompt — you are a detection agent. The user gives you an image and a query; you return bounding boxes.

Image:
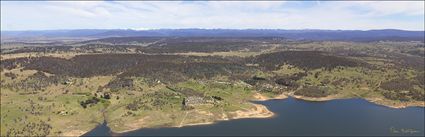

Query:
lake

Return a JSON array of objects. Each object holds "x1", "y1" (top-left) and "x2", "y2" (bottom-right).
[{"x1": 83, "y1": 97, "x2": 424, "y2": 136}]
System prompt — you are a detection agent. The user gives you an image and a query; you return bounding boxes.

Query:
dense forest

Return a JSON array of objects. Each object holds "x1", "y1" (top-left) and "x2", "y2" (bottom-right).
[{"x1": 250, "y1": 51, "x2": 363, "y2": 70}]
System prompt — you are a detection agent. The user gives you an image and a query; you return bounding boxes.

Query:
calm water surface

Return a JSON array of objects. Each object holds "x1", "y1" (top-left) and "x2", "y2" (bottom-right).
[{"x1": 83, "y1": 97, "x2": 424, "y2": 136}]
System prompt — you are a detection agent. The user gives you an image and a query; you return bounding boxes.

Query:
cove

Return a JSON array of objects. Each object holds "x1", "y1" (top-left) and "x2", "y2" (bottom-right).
[{"x1": 83, "y1": 97, "x2": 424, "y2": 136}]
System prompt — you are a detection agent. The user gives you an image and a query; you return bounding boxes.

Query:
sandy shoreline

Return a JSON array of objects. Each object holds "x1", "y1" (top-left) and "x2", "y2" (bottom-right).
[
  {"x1": 61, "y1": 130, "x2": 88, "y2": 137},
  {"x1": 289, "y1": 94, "x2": 341, "y2": 102},
  {"x1": 229, "y1": 104, "x2": 274, "y2": 119},
  {"x1": 253, "y1": 92, "x2": 288, "y2": 101}
]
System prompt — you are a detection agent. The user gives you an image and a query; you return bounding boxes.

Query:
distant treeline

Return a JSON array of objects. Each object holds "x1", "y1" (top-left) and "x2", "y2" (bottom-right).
[{"x1": 3, "y1": 29, "x2": 424, "y2": 42}]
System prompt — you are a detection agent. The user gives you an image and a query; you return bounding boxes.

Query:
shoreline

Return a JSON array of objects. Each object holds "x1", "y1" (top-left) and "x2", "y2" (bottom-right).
[
  {"x1": 82, "y1": 92, "x2": 424, "y2": 136},
  {"x1": 166, "y1": 103, "x2": 275, "y2": 130},
  {"x1": 365, "y1": 98, "x2": 425, "y2": 109},
  {"x1": 61, "y1": 130, "x2": 88, "y2": 137},
  {"x1": 252, "y1": 92, "x2": 288, "y2": 101},
  {"x1": 112, "y1": 103, "x2": 275, "y2": 134},
  {"x1": 112, "y1": 93, "x2": 282, "y2": 134},
  {"x1": 287, "y1": 92, "x2": 425, "y2": 109},
  {"x1": 289, "y1": 94, "x2": 341, "y2": 102}
]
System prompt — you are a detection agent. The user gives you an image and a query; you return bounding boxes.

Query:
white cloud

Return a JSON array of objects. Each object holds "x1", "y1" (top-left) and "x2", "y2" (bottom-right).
[
  {"x1": 1, "y1": 1, "x2": 423, "y2": 30},
  {"x1": 348, "y1": 1, "x2": 424, "y2": 16}
]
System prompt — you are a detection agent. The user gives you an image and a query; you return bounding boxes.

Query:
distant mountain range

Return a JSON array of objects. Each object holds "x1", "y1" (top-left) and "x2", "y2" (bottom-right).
[{"x1": 1, "y1": 29, "x2": 424, "y2": 42}]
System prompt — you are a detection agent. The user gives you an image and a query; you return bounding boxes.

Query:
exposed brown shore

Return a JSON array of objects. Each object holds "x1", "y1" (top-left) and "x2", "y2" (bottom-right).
[
  {"x1": 61, "y1": 130, "x2": 87, "y2": 137},
  {"x1": 366, "y1": 97, "x2": 425, "y2": 109},
  {"x1": 287, "y1": 92, "x2": 425, "y2": 109}
]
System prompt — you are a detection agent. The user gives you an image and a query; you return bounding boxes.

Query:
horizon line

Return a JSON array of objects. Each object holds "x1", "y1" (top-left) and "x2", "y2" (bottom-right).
[{"x1": 2, "y1": 28, "x2": 424, "y2": 32}]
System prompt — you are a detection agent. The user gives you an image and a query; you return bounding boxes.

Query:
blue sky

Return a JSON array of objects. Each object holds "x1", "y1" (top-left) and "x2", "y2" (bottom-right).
[{"x1": 1, "y1": 1, "x2": 424, "y2": 31}]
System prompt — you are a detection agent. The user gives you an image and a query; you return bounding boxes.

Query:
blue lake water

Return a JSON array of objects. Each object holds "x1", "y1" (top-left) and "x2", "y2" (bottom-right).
[{"x1": 83, "y1": 97, "x2": 424, "y2": 136}]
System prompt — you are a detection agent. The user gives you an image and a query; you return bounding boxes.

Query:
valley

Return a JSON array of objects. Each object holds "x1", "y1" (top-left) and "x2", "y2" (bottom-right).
[{"x1": 1, "y1": 36, "x2": 424, "y2": 136}]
